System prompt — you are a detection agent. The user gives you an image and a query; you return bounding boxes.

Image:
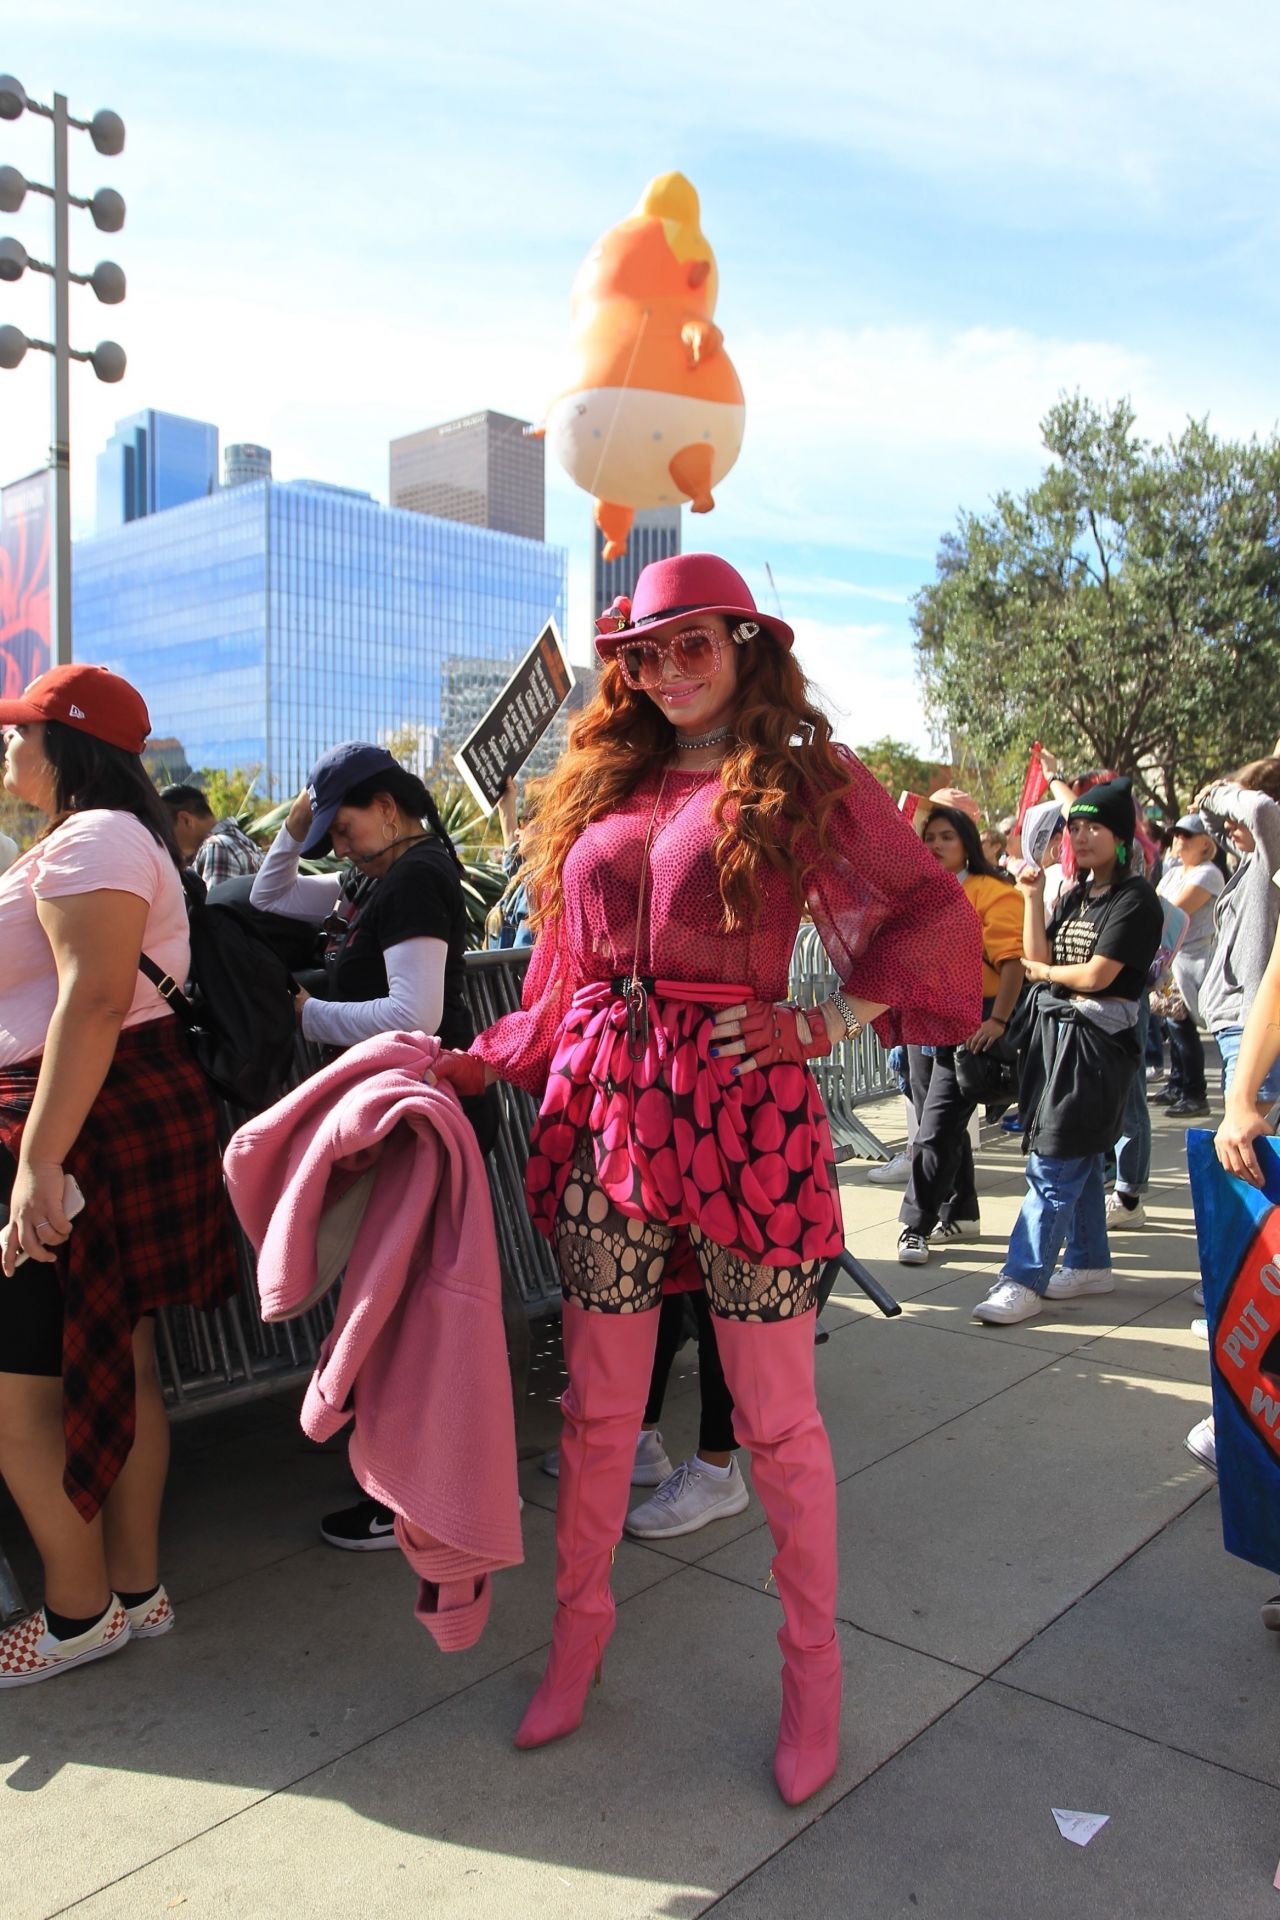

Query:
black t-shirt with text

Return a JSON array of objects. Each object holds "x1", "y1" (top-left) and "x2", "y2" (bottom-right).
[
  {"x1": 327, "y1": 838, "x2": 474, "y2": 1050},
  {"x1": 1047, "y1": 876, "x2": 1164, "y2": 999}
]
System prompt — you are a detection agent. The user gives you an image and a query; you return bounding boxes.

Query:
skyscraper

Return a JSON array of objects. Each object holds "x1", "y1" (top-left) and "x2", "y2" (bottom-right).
[
  {"x1": 591, "y1": 505, "x2": 682, "y2": 618},
  {"x1": 390, "y1": 411, "x2": 544, "y2": 541},
  {"x1": 224, "y1": 443, "x2": 272, "y2": 488},
  {"x1": 74, "y1": 477, "x2": 566, "y2": 794},
  {"x1": 96, "y1": 410, "x2": 219, "y2": 533}
]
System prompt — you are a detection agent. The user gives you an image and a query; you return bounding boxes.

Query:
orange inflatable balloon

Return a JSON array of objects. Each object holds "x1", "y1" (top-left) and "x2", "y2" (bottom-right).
[{"x1": 540, "y1": 173, "x2": 745, "y2": 560}]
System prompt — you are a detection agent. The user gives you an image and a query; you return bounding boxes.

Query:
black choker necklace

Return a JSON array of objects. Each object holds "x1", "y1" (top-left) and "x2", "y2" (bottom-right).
[{"x1": 676, "y1": 725, "x2": 733, "y2": 751}]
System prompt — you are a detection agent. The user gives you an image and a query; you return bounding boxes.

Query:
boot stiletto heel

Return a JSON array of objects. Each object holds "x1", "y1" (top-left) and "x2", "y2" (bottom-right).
[
  {"x1": 713, "y1": 1310, "x2": 843, "y2": 1806},
  {"x1": 514, "y1": 1303, "x2": 658, "y2": 1751}
]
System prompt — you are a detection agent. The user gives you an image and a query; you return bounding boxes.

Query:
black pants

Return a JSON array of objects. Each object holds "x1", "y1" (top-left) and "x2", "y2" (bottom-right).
[
  {"x1": 1167, "y1": 1014, "x2": 1206, "y2": 1102},
  {"x1": 642, "y1": 1290, "x2": 737, "y2": 1453},
  {"x1": 899, "y1": 1045, "x2": 979, "y2": 1233}
]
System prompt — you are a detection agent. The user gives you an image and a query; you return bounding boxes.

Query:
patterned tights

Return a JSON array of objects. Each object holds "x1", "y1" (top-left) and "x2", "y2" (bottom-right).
[{"x1": 553, "y1": 1144, "x2": 821, "y2": 1322}]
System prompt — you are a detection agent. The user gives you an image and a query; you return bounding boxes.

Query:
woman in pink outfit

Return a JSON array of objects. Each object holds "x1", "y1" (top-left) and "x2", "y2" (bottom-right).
[{"x1": 435, "y1": 554, "x2": 982, "y2": 1803}]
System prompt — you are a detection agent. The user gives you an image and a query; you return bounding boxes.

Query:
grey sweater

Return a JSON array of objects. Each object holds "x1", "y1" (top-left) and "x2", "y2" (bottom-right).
[{"x1": 1197, "y1": 784, "x2": 1280, "y2": 1032}]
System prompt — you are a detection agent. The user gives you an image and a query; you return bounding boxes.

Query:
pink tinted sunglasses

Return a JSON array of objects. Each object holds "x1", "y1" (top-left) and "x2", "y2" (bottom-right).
[{"x1": 616, "y1": 625, "x2": 721, "y2": 692}]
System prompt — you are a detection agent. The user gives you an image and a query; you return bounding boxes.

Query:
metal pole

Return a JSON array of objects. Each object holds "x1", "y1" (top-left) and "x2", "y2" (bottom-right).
[{"x1": 50, "y1": 92, "x2": 72, "y2": 666}]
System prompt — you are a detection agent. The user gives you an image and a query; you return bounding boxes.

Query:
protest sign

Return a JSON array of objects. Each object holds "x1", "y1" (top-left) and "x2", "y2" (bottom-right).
[
  {"x1": 453, "y1": 620, "x2": 575, "y2": 813},
  {"x1": 1186, "y1": 1130, "x2": 1280, "y2": 1575}
]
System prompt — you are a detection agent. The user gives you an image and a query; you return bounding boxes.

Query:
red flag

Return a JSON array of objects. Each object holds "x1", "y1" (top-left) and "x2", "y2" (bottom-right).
[{"x1": 1015, "y1": 743, "x2": 1049, "y2": 829}]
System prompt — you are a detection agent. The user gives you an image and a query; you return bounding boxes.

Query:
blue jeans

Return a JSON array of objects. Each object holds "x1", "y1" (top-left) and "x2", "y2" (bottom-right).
[
  {"x1": 1216, "y1": 1026, "x2": 1280, "y2": 1103},
  {"x1": 1003, "y1": 1153, "x2": 1110, "y2": 1295},
  {"x1": 1114, "y1": 998, "x2": 1151, "y2": 1196}
]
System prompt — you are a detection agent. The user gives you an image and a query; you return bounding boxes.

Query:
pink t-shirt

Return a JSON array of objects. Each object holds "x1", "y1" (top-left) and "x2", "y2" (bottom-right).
[{"x1": 0, "y1": 809, "x2": 190, "y2": 1068}]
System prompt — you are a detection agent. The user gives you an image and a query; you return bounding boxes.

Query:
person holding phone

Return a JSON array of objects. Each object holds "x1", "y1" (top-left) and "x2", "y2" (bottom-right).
[
  {"x1": 973, "y1": 778, "x2": 1163, "y2": 1325},
  {"x1": 0, "y1": 667, "x2": 237, "y2": 1687}
]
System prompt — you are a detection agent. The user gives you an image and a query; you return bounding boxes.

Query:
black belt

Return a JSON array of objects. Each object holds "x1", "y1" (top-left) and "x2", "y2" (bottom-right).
[{"x1": 610, "y1": 973, "x2": 655, "y2": 996}]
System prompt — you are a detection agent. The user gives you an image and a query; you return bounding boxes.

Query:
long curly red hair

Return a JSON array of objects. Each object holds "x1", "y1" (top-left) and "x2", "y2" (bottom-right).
[{"x1": 526, "y1": 627, "x2": 852, "y2": 933}]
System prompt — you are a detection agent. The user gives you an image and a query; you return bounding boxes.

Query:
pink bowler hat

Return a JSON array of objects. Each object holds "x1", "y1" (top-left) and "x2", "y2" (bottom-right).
[{"x1": 594, "y1": 553, "x2": 794, "y2": 659}]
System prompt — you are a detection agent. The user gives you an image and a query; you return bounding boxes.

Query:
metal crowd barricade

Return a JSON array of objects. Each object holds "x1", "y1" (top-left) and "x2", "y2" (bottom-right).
[
  {"x1": 787, "y1": 923, "x2": 893, "y2": 1161},
  {"x1": 147, "y1": 935, "x2": 890, "y2": 1414},
  {"x1": 151, "y1": 947, "x2": 555, "y2": 1418}
]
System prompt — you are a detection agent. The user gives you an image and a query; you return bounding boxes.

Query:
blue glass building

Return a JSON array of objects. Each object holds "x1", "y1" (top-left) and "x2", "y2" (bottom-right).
[
  {"x1": 96, "y1": 410, "x2": 220, "y2": 533},
  {"x1": 73, "y1": 480, "x2": 568, "y2": 795}
]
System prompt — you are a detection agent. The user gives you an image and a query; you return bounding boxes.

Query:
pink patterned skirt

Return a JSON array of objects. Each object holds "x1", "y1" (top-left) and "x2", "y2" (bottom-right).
[{"x1": 524, "y1": 980, "x2": 843, "y2": 1268}]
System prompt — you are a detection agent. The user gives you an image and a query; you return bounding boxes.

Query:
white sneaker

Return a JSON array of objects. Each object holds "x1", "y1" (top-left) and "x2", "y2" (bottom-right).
[
  {"x1": 1185, "y1": 1417, "x2": 1216, "y2": 1473},
  {"x1": 1105, "y1": 1193, "x2": 1146, "y2": 1228},
  {"x1": 630, "y1": 1428, "x2": 674, "y2": 1486},
  {"x1": 1191, "y1": 1317, "x2": 1209, "y2": 1343},
  {"x1": 624, "y1": 1456, "x2": 750, "y2": 1539},
  {"x1": 542, "y1": 1427, "x2": 674, "y2": 1486},
  {"x1": 897, "y1": 1229, "x2": 929, "y2": 1266},
  {"x1": 867, "y1": 1150, "x2": 911, "y2": 1186},
  {"x1": 931, "y1": 1218, "x2": 980, "y2": 1243},
  {"x1": 972, "y1": 1279, "x2": 1045, "y2": 1324},
  {"x1": 1045, "y1": 1266, "x2": 1115, "y2": 1300}
]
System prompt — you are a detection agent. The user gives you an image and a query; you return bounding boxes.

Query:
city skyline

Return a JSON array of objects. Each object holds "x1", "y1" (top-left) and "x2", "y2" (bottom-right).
[{"x1": 5, "y1": 4, "x2": 1280, "y2": 751}]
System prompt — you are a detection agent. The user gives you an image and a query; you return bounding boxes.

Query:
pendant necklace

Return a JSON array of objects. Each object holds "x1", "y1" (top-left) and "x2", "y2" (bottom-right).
[{"x1": 624, "y1": 766, "x2": 719, "y2": 1059}]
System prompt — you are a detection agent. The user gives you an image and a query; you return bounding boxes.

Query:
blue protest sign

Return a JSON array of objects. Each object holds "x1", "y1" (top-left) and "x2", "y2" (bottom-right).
[{"x1": 1187, "y1": 1130, "x2": 1280, "y2": 1576}]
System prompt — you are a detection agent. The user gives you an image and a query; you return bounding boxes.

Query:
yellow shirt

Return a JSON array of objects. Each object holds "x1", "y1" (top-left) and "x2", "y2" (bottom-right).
[{"x1": 962, "y1": 872, "x2": 1024, "y2": 1000}]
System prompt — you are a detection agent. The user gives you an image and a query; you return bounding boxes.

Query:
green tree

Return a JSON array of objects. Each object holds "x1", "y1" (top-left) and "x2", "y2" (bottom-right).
[
  {"x1": 194, "y1": 766, "x2": 264, "y2": 824},
  {"x1": 853, "y1": 736, "x2": 953, "y2": 800},
  {"x1": 913, "y1": 395, "x2": 1280, "y2": 817}
]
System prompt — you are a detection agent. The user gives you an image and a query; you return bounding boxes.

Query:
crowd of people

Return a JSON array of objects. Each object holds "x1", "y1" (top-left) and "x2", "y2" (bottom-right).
[{"x1": 0, "y1": 559, "x2": 1274, "y2": 1787}]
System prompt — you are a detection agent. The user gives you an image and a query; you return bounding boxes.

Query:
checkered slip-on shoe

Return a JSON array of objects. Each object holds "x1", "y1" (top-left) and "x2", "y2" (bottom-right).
[
  {"x1": 123, "y1": 1585, "x2": 175, "y2": 1639},
  {"x1": 0, "y1": 1598, "x2": 131, "y2": 1689}
]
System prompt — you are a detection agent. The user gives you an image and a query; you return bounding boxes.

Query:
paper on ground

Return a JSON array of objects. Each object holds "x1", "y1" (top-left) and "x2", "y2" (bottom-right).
[{"x1": 1051, "y1": 1809, "x2": 1109, "y2": 1847}]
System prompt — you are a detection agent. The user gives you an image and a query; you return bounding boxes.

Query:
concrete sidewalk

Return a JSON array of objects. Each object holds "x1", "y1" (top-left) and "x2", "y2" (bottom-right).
[{"x1": 4, "y1": 1095, "x2": 1278, "y2": 1918}]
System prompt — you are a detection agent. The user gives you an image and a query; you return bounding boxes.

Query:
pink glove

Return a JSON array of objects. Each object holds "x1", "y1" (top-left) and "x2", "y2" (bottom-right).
[
  {"x1": 430, "y1": 1050, "x2": 490, "y2": 1099},
  {"x1": 711, "y1": 1001, "x2": 833, "y2": 1077}
]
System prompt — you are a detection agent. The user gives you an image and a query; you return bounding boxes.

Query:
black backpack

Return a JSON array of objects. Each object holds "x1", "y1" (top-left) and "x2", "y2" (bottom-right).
[{"x1": 140, "y1": 872, "x2": 300, "y2": 1113}]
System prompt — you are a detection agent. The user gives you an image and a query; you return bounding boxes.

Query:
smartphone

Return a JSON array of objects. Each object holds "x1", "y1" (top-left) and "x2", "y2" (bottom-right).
[{"x1": 10, "y1": 1174, "x2": 86, "y2": 1269}]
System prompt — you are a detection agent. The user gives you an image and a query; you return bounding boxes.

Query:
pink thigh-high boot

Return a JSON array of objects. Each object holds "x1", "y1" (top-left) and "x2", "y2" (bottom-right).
[
  {"x1": 713, "y1": 1309, "x2": 842, "y2": 1805},
  {"x1": 515, "y1": 1301, "x2": 660, "y2": 1750}
]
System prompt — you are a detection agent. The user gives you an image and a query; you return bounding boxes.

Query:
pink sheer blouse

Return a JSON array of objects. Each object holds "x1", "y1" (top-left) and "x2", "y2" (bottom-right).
[{"x1": 473, "y1": 748, "x2": 982, "y2": 1097}]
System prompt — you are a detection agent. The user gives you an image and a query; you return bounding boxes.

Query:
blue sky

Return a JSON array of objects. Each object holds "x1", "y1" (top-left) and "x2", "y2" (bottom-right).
[{"x1": 5, "y1": 2, "x2": 1279, "y2": 749}]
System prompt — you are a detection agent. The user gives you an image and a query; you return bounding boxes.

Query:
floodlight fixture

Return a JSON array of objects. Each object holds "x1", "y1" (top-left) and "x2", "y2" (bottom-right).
[{"x1": 88, "y1": 109, "x2": 125, "y2": 156}]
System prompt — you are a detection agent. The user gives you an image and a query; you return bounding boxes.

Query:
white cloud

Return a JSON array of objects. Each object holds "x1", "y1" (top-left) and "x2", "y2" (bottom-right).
[{"x1": 788, "y1": 616, "x2": 931, "y2": 753}]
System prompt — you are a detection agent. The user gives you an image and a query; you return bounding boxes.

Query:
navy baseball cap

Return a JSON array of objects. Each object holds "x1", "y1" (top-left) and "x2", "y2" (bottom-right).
[{"x1": 302, "y1": 740, "x2": 400, "y2": 855}]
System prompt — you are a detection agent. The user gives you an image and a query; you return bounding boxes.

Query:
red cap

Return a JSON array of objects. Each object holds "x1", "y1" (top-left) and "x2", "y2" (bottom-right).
[{"x1": 0, "y1": 664, "x2": 151, "y2": 755}]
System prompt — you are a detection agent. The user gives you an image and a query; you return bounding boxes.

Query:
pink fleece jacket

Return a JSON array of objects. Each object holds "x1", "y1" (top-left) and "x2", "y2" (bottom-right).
[{"x1": 223, "y1": 1031, "x2": 523, "y2": 1651}]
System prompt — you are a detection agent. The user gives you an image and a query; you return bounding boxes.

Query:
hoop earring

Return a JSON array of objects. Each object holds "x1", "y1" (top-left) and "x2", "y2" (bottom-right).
[{"x1": 383, "y1": 820, "x2": 394, "y2": 845}]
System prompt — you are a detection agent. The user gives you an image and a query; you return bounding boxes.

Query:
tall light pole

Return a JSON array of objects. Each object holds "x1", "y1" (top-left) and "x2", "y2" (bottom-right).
[{"x1": 0, "y1": 76, "x2": 126, "y2": 667}]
